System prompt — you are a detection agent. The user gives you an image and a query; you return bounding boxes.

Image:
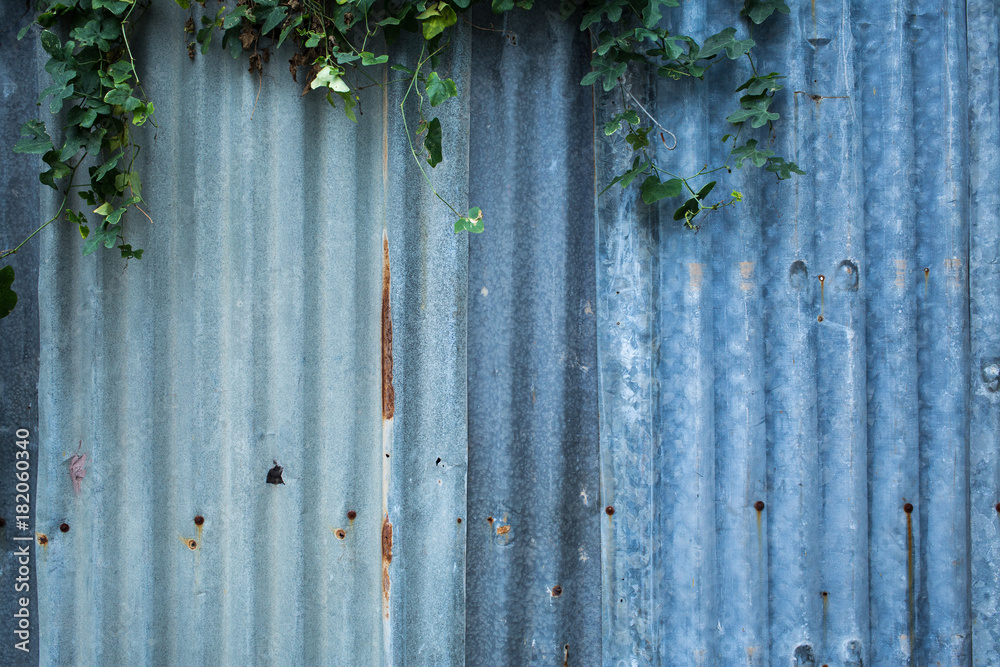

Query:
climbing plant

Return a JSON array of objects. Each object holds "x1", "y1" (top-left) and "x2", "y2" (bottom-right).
[{"x1": 2, "y1": 0, "x2": 801, "y2": 317}]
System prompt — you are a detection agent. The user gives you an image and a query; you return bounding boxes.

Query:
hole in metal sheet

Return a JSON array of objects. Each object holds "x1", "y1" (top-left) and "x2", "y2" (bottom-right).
[{"x1": 266, "y1": 460, "x2": 285, "y2": 485}]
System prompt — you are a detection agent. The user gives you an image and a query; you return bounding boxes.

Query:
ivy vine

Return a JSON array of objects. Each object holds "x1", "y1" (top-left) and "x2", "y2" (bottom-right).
[{"x1": 2, "y1": 0, "x2": 801, "y2": 318}]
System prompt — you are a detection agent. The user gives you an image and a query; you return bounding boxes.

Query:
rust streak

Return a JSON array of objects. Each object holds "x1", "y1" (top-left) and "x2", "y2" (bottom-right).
[
  {"x1": 382, "y1": 234, "x2": 395, "y2": 420},
  {"x1": 381, "y1": 515, "x2": 393, "y2": 616}
]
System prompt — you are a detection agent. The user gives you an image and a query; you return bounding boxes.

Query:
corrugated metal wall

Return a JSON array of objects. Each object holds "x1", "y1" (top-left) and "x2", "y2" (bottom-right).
[{"x1": 0, "y1": 0, "x2": 997, "y2": 665}]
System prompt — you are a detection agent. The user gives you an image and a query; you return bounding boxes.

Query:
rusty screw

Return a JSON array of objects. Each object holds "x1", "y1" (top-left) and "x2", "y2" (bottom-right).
[
  {"x1": 347, "y1": 510, "x2": 357, "y2": 520},
  {"x1": 194, "y1": 515, "x2": 204, "y2": 526},
  {"x1": 754, "y1": 501, "x2": 765, "y2": 512},
  {"x1": 59, "y1": 523, "x2": 70, "y2": 533},
  {"x1": 903, "y1": 503, "x2": 913, "y2": 514},
  {"x1": 551, "y1": 585, "x2": 563, "y2": 597},
  {"x1": 605, "y1": 506, "x2": 615, "y2": 516}
]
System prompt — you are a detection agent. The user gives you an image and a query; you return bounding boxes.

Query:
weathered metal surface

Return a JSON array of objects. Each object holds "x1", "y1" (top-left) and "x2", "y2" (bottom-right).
[{"x1": 1, "y1": 0, "x2": 998, "y2": 665}]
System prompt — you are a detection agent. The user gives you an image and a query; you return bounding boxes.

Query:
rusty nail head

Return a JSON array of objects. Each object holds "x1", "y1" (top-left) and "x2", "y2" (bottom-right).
[
  {"x1": 924, "y1": 267, "x2": 930, "y2": 275},
  {"x1": 194, "y1": 515, "x2": 204, "y2": 526},
  {"x1": 487, "y1": 516, "x2": 494, "y2": 524},
  {"x1": 817, "y1": 315, "x2": 824, "y2": 322},
  {"x1": 347, "y1": 510, "x2": 357, "y2": 520},
  {"x1": 335, "y1": 529, "x2": 346, "y2": 540},
  {"x1": 995, "y1": 503, "x2": 1000, "y2": 513},
  {"x1": 605, "y1": 505, "x2": 615, "y2": 516},
  {"x1": 457, "y1": 517, "x2": 462, "y2": 524},
  {"x1": 551, "y1": 585, "x2": 563, "y2": 597},
  {"x1": 187, "y1": 539, "x2": 197, "y2": 550},
  {"x1": 903, "y1": 503, "x2": 913, "y2": 514},
  {"x1": 59, "y1": 523, "x2": 70, "y2": 533},
  {"x1": 818, "y1": 275, "x2": 825, "y2": 282},
  {"x1": 821, "y1": 591, "x2": 828, "y2": 598},
  {"x1": 754, "y1": 501, "x2": 765, "y2": 511}
]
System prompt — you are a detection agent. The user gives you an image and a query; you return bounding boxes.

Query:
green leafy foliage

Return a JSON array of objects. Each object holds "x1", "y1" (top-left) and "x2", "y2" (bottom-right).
[
  {"x1": 9, "y1": 0, "x2": 803, "y2": 315},
  {"x1": 9, "y1": 0, "x2": 149, "y2": 289},
  {"x1": 0, "y1": 266, "x2": 17, "y2": 319}
]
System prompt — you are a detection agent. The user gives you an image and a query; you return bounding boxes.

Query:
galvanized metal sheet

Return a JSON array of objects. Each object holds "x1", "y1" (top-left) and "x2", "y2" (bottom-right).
[{"x1": 1, "y1": 0, "x2": 998, "y2": 665}]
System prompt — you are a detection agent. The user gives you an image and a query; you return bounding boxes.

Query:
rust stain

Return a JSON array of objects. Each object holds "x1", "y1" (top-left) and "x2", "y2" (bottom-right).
[
  {"x1": 186, "y1": 538, "x2": 198, "y2": 551},
  {"x1": 382, "y1": 234, "x2": 395, "y2": 420},
  {"x1": 563, "y1": 643, "x2": 569, "y2": 667},
  {"x1": 688, "y1": 262, "x2": 705, "y2": 290},
  {"x1": 739, "y1": 261, "x2": 755, "y2": 291},
  {"x1": 36, "y1": 533, "x2": 48, "y2": 547},
  {"x1": 905, "y1": 502, "x2": 915, "y2": 656},
  {"x1": 381, "y1": 515, "x2": 393, "y2": 616},
  {"x1": 496, "y1": 524, "x2": 511, "y2": 536},
  {"x1": 895, "y1": 259, "x2": 907, "y2": 289}
]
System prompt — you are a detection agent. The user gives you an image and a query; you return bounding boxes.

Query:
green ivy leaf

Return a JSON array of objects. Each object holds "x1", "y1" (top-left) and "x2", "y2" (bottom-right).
[
  {"x1": 732, "y1": 139, "x2": 775, "y2": 168},
  {"x1": 641, "y1": 0, "x2": 680, "y2": 29},
  {"x1": 765, "y1": 157, "x2": 805, "y2": 179},
  {"x1": 741, "y1": 0, "x2": 791, "y2": 24},
  {"x1": 426, "y1": 72, "x2": 458, "y2": 107},
  {"x1": 420, "y1": 3, "x2": 457, "y2": 40},
  {"x1": 640, "y1": 175, "x2": 683, "y2": 204},
  {"x1": 13, "y1": 120, "x2": 52, "y2": 155},
  {"x1": 118, "y1": 244, "x2": 143, "y2": 260},
  {"x1": 673, "y1": 197, "x2": 700, "y2": 221},
  {"x1": 604, "y1": 109, "x2": 640, "y2": 135},
  {"x1": 736, "y1": 72, "x2": 785, "y2": 96},
  {"x1": 260, "y1": 6, "x2": 287, "y2": 34},
  {"x1": 454, "y1": 207, "x2": 484, "y2": 233},
  {"x1": 0, "y1": 266, "x2": 17, "y2": 319},
  {"x1": 695, "y1": 180, "x2": 716, "y2": 200},
  {"x1": 700, "y1": 27, "x2": 755, "y2": 60},
  {"x1": 424, "y1": 117, "x2": 443, "y2": 167},
  {"x1": 726, "y1": 94, "x2": 780, "y2": 128}
]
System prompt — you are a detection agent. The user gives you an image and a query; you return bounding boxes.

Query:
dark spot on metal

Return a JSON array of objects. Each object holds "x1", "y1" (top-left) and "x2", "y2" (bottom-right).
[
  {"x1": 187, "y1": 539, "x2": 197, "y2": 550},
  {"x1": 194, "y1": 515, "x2": 204, "y2": 526},
  {"x1": 457, "y1": 517, "x2": 462, "y2": 524},
  {"x1": 793, "y1": 643, "x2": 814, "y2": 664},
  {"x1": 564, "y1": 644, "x2": 569, "y2": 667},
  {"x1": 487, "y1": 516, "x2": 494, "y2": 524},
  {"x1": 836, "y1": 260, "x2": 859, "y2": 291},
  {"x1": 37, "y1": 534, "x2": 47, "y2": 546},
  {"x1": 605, "y1": 505, "x2": 615, "y2": 515},
  {"x1": 818, "y1": 274, "x2": 825, "y2": 283},
  {"x1": 616, "y1": 322, "x2": 620, "y2": 325},
  {"x1": 821, "y1": 591, "x2": 828, "y2": 598},
  {"x1": 335, "y1": 529, "x2": 346, "y2": 540},
  {"x1": 789, "y1": 260, "x2": 808, "y2": 289},
  {"x1": 924, "y1": 267, "x2": 930, "y2": 276},
  {"x1": 0, "y1": 518, "x2": 6, "y2": 527},
  {"x1": 982, "y1": 360, "x2": 1000, "y2": 392},
  {"x1": 59, "y1": 523, "x2": 69, "y2": 533},
  {"x1": 266, "y1": 460, "x2": 285, "y2": 485},
  {"x1": 904, "y1": 503, "x2": 913, "y2": 514},
  {"x1": 754, "y1": 501, "x2": 765, "y2": 512},
  {"x1": 347, "y1": 510, "x2": 357, "y2": 520},
  {"x1": 807, "y1": 37, "x2": 832, "y2": 47},
  {"x1": 382, "y1": 233, "x2": 395, "y2": 420},
  {"x1": 435, "y1": 457, "x2": 441, "y2": 465},
  {"x1": 817, "y1": 315, "x2": 824, "y2": 322},
  {"x1": 551, "y1": 585, "x2": 562, "y2": 597},
  {"x1": 995, "y1": 503, "x2": 1000, "y2": 513},
  {"x1": 385, "y1": 453, "x2": 390, "y2": 458}
]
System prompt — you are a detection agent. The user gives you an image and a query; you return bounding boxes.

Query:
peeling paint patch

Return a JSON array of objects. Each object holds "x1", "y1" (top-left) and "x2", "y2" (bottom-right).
[
  {"x1": 739, "y1": 261, "x2": 755, "y2": 291},
  {"x1": 382, "y1": 232, "x2": 395, "y2": 420},
  {"x1": 894, "y1": 259, "x2": 907, "y2": 288},
  {"x1": 69, "y1": 453, "x2": 87, "y2": 495},
  {"x1": 688, "y1": 262, "x2": 705, "y2": 290}
]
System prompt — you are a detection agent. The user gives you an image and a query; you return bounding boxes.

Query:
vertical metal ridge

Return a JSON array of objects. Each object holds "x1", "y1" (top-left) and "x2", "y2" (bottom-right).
[
  {"x1": 967, "y1": 3, "x2": 1000, "y2": 663},
  {"x1": 911, "y1": 0, "x2": 972, "y2": 662},
  {"x1": 468, "y1": 6, "x2": 599, "y2": 665}
]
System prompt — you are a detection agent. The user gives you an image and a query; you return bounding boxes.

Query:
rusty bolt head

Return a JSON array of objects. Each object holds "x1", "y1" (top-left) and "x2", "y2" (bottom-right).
[
  {"x1": 194, "y1": 515, "x2": 204, "y2": 526},
  {"x1": 903, "y1": 503, "x2": 913, "y2": 514},
  {"x1": 59, "y1": 523, "x2": 70, "y2": 533},
  {"x1": 605, "y1": 505, "x2": 615, "y2": 516},
  {"x1": 347, "y1": 510, "x2": 357, "y2": 520},
  {"x1": 754, "y1": 501, "x2": 765, "y2": 512},
  {"x1": 551, "y1": 585, "x2": 563, "y2": 597}
]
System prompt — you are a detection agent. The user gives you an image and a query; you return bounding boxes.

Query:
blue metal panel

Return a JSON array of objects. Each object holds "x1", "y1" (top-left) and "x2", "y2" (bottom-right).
[{"x1": 5, "y1": 0, "x2": 999, "y2": 665}]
